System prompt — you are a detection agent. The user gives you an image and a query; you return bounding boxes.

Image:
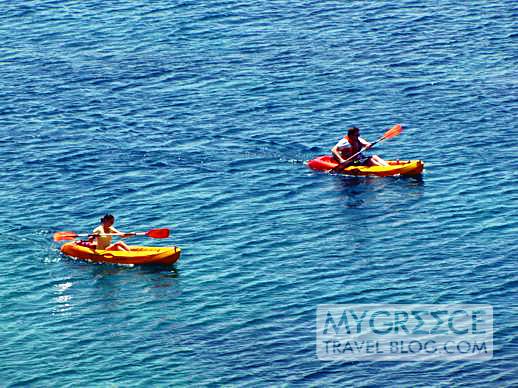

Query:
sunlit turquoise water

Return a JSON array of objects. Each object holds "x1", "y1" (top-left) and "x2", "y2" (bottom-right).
[{"x1": 1, "y1": 1, "x2": 516, "y2": 386}]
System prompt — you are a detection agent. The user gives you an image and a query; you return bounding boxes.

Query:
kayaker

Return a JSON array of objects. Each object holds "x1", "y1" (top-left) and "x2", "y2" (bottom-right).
[
  {"x1": 331, "y1": 127, "x2": 389, "y2": 166},
  {"x1": 90, "y1": 214, "x2": 134, "y2": 251}
]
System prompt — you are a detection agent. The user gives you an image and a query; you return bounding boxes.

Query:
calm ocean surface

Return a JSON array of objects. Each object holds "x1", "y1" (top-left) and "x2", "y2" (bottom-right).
[{"x1": 1, "y1": 0, "x2": 516, "y2": 386}]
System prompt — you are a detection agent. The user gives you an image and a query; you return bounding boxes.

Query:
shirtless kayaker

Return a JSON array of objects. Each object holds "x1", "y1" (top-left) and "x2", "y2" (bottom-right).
[{"x1": 89, "y1": 214, "x2": 134, "y2": 251}]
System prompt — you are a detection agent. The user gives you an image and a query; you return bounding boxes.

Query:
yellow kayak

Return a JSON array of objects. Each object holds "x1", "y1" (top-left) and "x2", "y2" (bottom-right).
[
  {"x1": 307, "y1": 156, "x2": 424, "y2": 176},
  {"x1": 61, "y1": 242, "x2": 181, "y2": 265}
]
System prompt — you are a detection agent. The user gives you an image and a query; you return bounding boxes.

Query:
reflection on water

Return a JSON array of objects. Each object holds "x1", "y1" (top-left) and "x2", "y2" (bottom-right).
[
  {"x1": 91, "y1": 262, "x2": 183, "y2": 301},
  {"x1": 50, "y1": 257, "x2": 183, "y2": 313},
  {"x1": 62, "y1": 255, "x2": 180, "y2": 278},
  {"x1": 138, "y1": 265, "x2": 180, "y2": 278},
  {"x1": 333, "y1": 175, "x2": 425, "y2": 208},
  {"x1": 53, "y1": 281, "x2": 73, "y2": 314}
]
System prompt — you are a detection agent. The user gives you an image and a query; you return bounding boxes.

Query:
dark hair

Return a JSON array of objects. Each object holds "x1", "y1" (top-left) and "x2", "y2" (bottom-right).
[
  {"x1": 101, "y1": 214, "x2": 115, "y2": 223},
  {"x1": 348, "y1": 126, "x2": 360, "y2": 137}
]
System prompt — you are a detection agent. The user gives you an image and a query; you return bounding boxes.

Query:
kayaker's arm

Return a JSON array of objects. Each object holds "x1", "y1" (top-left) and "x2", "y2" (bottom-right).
[
  {"x1": 90, "y1": 232, "x2": 101, "y2": 247},
  {"x1": 358, "y1": 137, "x2": 372, "y2": 149},
  {"x1": 331, "y1": 144, "x2": 346, "y2": 163}
]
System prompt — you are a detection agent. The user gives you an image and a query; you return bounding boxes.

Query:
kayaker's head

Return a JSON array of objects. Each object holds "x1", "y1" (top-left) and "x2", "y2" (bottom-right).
[
  {"x1": 347, "y1": 126, "x2": 360, "y2": 139},
  {"x1": 101, "y1": 214, "x2": 115, "y2": 227}
]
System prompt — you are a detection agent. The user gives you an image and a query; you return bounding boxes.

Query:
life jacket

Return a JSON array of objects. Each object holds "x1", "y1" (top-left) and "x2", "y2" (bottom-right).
[
  {"x1": 347, "y1": 136, "x2": 364, "y2": 155},
  {"x1": 336, "y1": 135, "x2": 364, "y2": 160},
  {"x1": 336, "y1": 136, "x2": 354, "y2": 158}
]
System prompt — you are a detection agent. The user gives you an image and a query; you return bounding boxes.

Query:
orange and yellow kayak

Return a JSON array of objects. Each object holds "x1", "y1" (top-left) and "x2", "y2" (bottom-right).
[
  {"x1": 61, "y1": 242, "x2": 181, "y2": 265},
  {"x1": 307, "y1": 156, "x2": 424, "y2": 177}
]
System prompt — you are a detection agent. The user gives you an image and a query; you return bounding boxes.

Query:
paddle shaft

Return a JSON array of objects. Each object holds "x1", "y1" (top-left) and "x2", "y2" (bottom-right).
[
  {"x1": 70, "y1": 232, "x2": 139, "y2": 238},
  {"x1": 53, "y1": 227, "x2": 170, "y2": 242}
]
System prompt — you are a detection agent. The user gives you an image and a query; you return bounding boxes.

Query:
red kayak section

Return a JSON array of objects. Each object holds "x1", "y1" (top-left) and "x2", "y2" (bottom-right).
[{"x1": 307, "y1": 155, "x2": 339, "y2": 171}]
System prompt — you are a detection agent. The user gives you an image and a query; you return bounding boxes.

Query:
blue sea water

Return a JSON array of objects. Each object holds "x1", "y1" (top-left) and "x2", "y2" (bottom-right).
[{"x1": 1, "y1": 0, "x2": 517, "y2": 386}]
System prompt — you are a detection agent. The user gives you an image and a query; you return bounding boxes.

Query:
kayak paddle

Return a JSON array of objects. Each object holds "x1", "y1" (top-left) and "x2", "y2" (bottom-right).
[
  {"x1": 330, "y1": 124, "x2": 403, "y2": 173},
  {"x1": 53, "y1": 228, "x2": 170, "y2": 242}
]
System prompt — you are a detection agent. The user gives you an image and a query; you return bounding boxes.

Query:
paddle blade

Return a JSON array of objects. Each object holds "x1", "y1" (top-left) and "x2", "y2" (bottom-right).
[
  {"x1": 146, "y1": 228, "x2": 170, "y2": 239},
  {"x1": 383, "y1": 124, "x2": 403, "y2": 140},
  {"x1": 53, "y1": 231, "x2": 78, "y2": 241}
]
